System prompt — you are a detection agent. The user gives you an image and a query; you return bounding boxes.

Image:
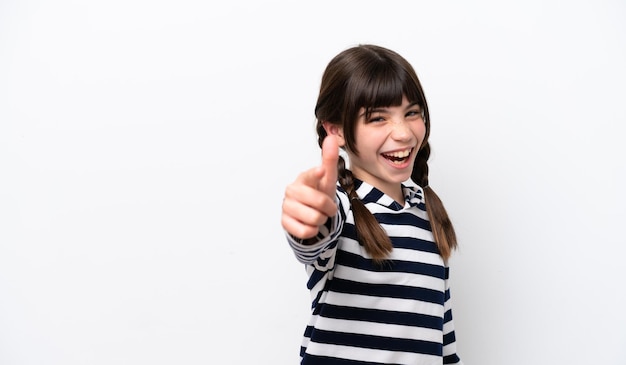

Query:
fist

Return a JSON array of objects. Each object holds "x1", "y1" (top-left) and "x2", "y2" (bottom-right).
[{"x1": 281, "y1": 136, "x2": 339, "y2": 239}]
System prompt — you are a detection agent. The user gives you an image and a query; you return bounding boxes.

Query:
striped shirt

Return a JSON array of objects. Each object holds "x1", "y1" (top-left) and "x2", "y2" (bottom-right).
[{"x1": 287, "y1": 179, "x2": 463, "y2": 365}]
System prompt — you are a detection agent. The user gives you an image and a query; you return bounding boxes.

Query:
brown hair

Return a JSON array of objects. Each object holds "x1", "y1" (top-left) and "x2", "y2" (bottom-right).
[{"x1": 314, "y1": 44, "x2": 457, "y2": 262}]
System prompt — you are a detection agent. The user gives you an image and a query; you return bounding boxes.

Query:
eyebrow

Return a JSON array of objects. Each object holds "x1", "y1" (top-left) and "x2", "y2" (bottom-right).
[{"x1": 360, "y1": 102, "x2": 422, "y2": 117}]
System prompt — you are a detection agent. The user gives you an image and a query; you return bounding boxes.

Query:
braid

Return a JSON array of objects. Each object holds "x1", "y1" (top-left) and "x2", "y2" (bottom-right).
[
  {"x1": 336, "y1": 156, "x2": 354, "y2": 197},
  {"x1": 336, "y1": 151, "x2": 393, "y2": 264},
  {"x1": 412, "y1": 142, "x2": 457, "y2": 260}
]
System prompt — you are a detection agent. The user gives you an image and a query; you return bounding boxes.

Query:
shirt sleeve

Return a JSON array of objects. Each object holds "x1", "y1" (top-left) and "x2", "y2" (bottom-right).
[{"x1": 442, "y1": 265, "x2": 464, "y2": 364}]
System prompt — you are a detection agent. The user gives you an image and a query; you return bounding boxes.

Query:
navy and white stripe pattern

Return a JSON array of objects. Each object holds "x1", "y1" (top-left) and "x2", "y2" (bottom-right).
[{"x1": 287, "y1": 179, "x2": 463, "y2": 365}]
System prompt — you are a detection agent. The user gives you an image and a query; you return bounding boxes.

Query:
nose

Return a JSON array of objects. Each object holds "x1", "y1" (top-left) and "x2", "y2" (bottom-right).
[{"x1": 390, "y1": 119, "x2": 411, "y2": 141}]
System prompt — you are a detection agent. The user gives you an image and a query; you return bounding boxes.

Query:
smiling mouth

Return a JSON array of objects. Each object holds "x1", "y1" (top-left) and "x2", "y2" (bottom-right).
[{"x1": 381, "y1": 148, "x2": 413, "y2": 165}]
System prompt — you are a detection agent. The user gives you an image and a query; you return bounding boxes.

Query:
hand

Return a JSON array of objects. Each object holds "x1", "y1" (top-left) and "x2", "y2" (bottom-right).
[{"x1": 281, "y1": 135, "x2": 339, "y2": 240}]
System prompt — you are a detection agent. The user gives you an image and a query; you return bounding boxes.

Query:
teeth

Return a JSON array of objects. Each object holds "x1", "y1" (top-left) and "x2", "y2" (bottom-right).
[{"x1": 386, "y1": 149, "x2": 411, "y2": 158}]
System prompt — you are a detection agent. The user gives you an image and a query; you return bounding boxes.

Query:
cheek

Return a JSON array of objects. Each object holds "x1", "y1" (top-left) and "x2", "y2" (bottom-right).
[
  {"x1": 414, "y1": 125, "x2": 427, "y2": 149},
  {"x1": 414, "y1": 123, "x2": 427, "y2": 140}
]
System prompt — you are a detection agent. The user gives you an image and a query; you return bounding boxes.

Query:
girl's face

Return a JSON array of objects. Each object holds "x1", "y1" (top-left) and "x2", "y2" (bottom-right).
[{"x1": 344, "y1": 96, "x2": 426, "y2": 202}]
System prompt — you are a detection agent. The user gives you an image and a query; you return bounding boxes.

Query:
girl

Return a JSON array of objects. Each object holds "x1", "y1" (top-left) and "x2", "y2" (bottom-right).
[{"x1": 281, "y1": 44, "x2": 463, "y2": 365}]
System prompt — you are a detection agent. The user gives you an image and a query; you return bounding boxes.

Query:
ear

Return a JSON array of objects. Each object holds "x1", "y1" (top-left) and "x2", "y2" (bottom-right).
[{"x1": 322, "y1": 121, "x2": 346, "y2": 147}]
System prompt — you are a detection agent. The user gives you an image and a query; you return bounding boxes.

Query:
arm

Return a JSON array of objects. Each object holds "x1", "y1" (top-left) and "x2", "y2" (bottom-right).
[{"x1": 443, "y1": 265, "x2": 464, "y2": 365}]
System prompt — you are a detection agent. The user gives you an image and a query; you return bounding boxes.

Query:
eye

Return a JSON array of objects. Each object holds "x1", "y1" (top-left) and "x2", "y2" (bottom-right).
[
  {"x1": 406, "y1": 109, "x2": 424, "y2": 119},
  {"x1": 367, "y1": 114, "x2": 386, "y2": 123}
]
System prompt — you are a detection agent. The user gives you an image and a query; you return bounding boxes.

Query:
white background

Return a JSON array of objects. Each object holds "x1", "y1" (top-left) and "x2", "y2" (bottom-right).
[{"x1": 1, "y1": 0, "x2": 625, "y2": 364}]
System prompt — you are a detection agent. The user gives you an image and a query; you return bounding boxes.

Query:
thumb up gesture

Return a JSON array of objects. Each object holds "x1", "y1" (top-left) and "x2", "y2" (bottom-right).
[{"x1": 281, "y1": 135, "x2": 339, "y2": 240}]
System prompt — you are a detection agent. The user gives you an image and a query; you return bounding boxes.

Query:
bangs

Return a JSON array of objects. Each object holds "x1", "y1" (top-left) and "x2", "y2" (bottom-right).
[{"x1": 355, "y1": 65, "x2": 425, "y2": 116}]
